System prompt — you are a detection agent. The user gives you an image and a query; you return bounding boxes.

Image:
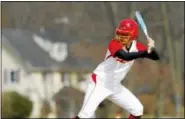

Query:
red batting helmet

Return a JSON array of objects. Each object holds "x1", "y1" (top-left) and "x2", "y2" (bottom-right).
[{"x1": 115, "y1": 18, "x2": 139, "y2": 40}]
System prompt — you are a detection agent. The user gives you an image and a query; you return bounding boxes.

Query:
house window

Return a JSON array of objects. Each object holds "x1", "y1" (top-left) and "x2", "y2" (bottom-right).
[
  {"x1": 42, "y1": 72, "x2": 54, "y2": 88},
  {"x1": 42, "y1": 72, "x2": 53, "y2": 98},
  {"x1": 61, "y1": 73, "x2": 70, "y2": 87},
  {"x1": 10, "y1": 70, "x2": 20, "y2": 83},
  {"x1": 10, "y1": 71, "x2": 16, "y2": 82},
  {"x1": 3, "y1": 69, "x2": 20, "y2": 84}
]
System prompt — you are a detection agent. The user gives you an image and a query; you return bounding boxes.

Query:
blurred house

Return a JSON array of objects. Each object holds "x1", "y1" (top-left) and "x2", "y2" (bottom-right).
[{"x1": 2, "y1": 28, "x2": 106, "y2": 118}]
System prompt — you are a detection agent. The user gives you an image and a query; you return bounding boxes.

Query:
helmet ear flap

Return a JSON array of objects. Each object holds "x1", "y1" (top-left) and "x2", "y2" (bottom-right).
[{"x1": 115, "y1": 34, "x2": 120, "y2": 41}]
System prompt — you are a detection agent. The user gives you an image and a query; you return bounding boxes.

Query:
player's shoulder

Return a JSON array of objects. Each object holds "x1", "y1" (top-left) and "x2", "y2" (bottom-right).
[
  {"x1": 108, "y1": 39, "x2": 121, "y2": 46},
  {"x1": 108, "y1": 39, "x2": 122, "y2": 48},
  {"x1": 109, "y1": 39, "x2": 118, "y2": 44},
  {"x1": 135, "y1": 40, "x2": 147, "y2": 51}
]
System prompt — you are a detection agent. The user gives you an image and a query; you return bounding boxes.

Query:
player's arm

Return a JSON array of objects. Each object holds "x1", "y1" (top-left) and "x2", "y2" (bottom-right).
[
  {"x1": 109, "y1": 40, "x2": 148, "y2": 61},
  {"x1": 114, "y1": 49, "x2": 148, "y2": 61},
  {"x1": 114, "y1": 47, "x2": 160, "y2": 61},
  {"x1": 135, "y1": 41, "x2": 160, "y2": 60},
  {"x1": 109, "y1": 40, "x2": 159, "y2": 61}
]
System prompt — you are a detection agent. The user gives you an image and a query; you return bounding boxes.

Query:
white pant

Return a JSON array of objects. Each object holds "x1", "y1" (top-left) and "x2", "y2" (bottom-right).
[{"x1": 78, "y1": 74, "x2": 143, "y2": 118}]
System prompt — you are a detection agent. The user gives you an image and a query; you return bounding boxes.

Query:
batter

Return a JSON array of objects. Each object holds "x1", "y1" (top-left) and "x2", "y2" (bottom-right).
[{"x1": 74, "y1": 18, "x2": 160, "y2": 119}]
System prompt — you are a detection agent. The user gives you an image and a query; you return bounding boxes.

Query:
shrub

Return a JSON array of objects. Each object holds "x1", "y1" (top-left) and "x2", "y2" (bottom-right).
[{"x1": 2, "y1": 91, "x2": 33, "y2": 118}]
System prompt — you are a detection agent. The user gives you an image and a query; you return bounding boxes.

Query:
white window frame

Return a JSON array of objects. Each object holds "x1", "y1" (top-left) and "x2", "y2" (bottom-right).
[{"x1": 3, "y1": 68, "x2": 20, "y2": 84}]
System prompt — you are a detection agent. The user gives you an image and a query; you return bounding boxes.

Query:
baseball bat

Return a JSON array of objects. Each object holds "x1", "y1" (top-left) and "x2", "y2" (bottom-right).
[{"x1": 135, "y1": 11, "x2": 153, "y2": 53}]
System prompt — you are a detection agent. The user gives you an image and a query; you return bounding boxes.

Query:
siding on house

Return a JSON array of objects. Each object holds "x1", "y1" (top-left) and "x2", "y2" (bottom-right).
[{"x1": 2, "y1": 46, "x2": 24, "y2": 90}]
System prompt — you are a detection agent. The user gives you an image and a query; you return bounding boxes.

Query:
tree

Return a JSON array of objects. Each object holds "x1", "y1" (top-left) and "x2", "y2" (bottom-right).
[
  {"x1": 161, "y1": 2, "x2": 183, "y2": 117},
  {"x1": 2, "y1": 91, "x2": 33, "y2": 118}
]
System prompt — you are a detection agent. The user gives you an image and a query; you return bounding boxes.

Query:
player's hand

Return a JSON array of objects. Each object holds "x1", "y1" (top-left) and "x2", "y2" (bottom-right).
[{"x1": 147, "y1": 37, "x2": 155, "y2": 54}]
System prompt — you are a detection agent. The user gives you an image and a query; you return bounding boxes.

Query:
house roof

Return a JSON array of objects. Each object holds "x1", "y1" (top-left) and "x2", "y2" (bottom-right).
[{"x1": 2, "y1": 28, "x2": 108, "y2": 72}]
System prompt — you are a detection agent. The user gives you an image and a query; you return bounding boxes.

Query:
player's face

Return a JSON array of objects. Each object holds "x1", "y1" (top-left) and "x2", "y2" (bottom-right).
[{"x1": 118, "y1": 35, "x2": 131, "y2": 46}]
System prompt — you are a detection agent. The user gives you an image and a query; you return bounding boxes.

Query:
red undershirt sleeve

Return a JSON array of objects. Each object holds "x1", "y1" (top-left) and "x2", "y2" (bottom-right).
[{"x1": 108, "y1": 40, "x2": 122, "y2": 56}]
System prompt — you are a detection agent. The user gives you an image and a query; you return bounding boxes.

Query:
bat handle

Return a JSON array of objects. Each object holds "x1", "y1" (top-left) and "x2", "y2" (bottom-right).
[
  {"x1": 144, "y1": 29, "x2": 150, "y2": 39},
  {"x1": 146, "y1": 36, "x2": 151, "y2": 42}
]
